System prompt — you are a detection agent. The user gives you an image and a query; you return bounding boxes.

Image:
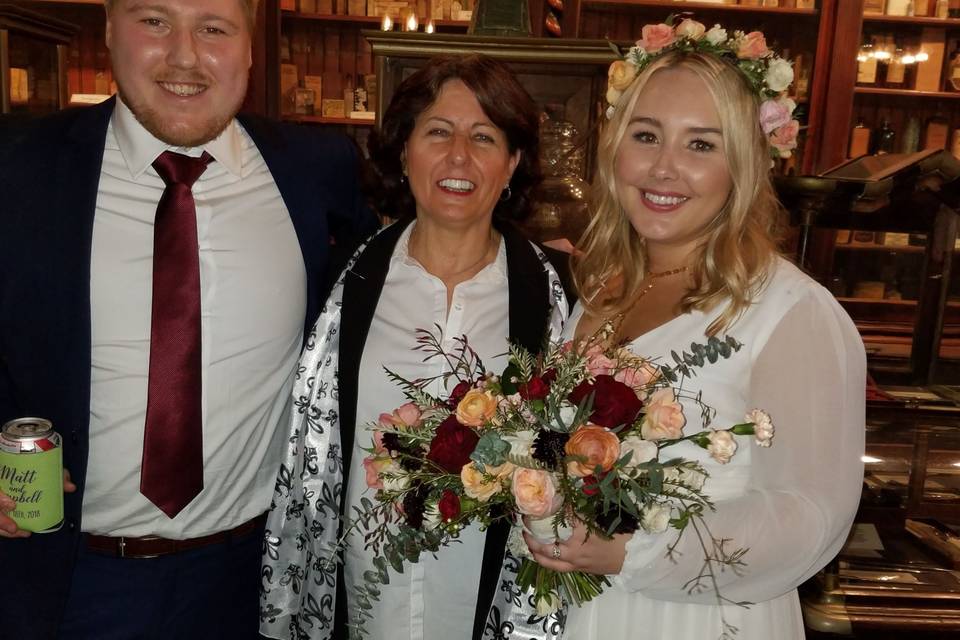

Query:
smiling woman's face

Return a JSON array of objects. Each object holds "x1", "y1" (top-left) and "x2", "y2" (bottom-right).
[
  {"x1": 614, "y1": 67, "x2": 733, "y2": 263},
  {"x1": 404, "y1": 79, "x2": 520, "y2": 231}
]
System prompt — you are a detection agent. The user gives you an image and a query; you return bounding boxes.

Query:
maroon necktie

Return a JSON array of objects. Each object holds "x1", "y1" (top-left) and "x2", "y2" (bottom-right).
[{"x1": 140, "y1": 150, "x2": 212, "y2": 518}]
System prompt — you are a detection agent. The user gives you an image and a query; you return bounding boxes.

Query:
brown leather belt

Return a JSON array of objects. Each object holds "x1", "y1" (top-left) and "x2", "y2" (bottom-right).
[{"x1": 84, "y1": 513, "x2": 266, "y2": 559}]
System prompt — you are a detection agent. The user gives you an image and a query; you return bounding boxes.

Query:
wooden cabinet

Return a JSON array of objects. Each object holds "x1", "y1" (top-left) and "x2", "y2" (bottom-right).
[
  {"x1": 1, "y1": 5, "x2": 77, "y2": 117},
  {"x1": 263, "y1": 1, "x2": 471, "y2": 124}
]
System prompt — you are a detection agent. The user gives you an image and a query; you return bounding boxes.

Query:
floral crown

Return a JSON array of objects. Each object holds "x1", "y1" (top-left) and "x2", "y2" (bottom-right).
[{"x1": 605, "y1": 17, "x2": 800, "y2": 159}]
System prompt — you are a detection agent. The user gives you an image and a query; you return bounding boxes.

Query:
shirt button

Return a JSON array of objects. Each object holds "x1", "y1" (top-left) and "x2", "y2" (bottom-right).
[{"x1": 454, "y1": 303, "x2": 463, "y2": 311}]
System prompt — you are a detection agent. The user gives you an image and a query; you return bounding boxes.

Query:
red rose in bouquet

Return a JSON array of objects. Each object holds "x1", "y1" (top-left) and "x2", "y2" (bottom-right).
[
  {"x1": 427, "y1": 415, "x2": 480, "y2": 473},
  {"x1": 438, "y1": 489, "x2": 461, "y2": 522},
  {"x1": 519, "y1": 375, "x2": 550, "y2": 400},
  {"x1": 569, "y1": 374, "x2": 643, "y2": 428}
]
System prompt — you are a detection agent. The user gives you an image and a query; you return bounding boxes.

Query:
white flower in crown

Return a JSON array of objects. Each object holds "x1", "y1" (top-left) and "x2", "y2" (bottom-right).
[
  {"x1": 705, "y1": 24, "x2": 728, "y2": 46},
  {"x1": 765, "y1": 57, "x2": 795, "y2": 93}
]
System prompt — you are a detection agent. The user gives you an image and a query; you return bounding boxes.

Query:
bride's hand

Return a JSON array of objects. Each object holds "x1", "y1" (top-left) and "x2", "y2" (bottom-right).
[{"x1": 522, "y1": 517, "x2": 630, "y2": 575}]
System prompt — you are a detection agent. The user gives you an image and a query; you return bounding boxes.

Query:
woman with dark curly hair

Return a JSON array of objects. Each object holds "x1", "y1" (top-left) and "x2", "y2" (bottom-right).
[{"x1": 261, "y1": 54, "x2": 569, "y2": 640}]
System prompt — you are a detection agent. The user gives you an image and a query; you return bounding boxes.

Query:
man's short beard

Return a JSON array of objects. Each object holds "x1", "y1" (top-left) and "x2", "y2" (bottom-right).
[{"x1": 119, "y1": 87, "x2": 237, "y2": 148}]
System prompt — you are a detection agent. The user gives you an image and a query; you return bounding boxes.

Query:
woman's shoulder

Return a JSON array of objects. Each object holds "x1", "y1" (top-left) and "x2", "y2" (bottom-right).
[
  {"x1": 731, "y1": 256, "x2": 855, "y2": 353},
  {"x1": 755, "y1": 256, "x2": 834, "y2": 310}
]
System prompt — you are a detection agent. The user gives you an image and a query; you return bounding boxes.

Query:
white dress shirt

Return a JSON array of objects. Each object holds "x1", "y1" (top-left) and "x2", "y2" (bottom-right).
[
  {"x1": 83, "y1": 98, "x2": 306, "y2": 538},
  {"x1": 343, "y1": 223, "x2": 510, "y2": 640}
]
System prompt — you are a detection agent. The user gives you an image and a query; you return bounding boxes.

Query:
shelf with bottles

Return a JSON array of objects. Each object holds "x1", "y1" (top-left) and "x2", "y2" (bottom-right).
[
  {"x1": 273, "y1": 1, "x2": 474, "y2": 122},
  {"x1": 846, "y1": 106, "x2": 960, "y2": 158},
  {"x1": 281, "y1": 10, "x2": 470, "y2": 30},
  {"x1": 579, "y1": 0, "x2": 818, "y2": 16},
  {"x1": 283, "y1": 114, "x2": 376, "y2": 125},
  {"x1": 854, "y1": 86, "x2": 960, "y2": 97}
]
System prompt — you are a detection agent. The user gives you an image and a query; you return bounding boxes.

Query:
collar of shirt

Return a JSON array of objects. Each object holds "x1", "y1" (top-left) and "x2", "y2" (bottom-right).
[
  {"x1": 391, "y1": 221, "x2": 508, "y2": 284},
  {"x1": 111, "y1": 97, "x2": 244, "y2": 179}
]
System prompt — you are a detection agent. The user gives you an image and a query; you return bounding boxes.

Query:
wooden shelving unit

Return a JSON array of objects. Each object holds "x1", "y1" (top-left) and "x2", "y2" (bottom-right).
[
  {"x1": 580, "y1": 0, "x2": 817, "y2": 15},
  {"x1": 282, "y1": 11, "x2": 470, "y2": 29},
  {"x1": 854, "y1": 87, "x2": 960, "y2": 99},
  {"x1": 283, "y1": 114, "x2": 374, "y2": 126}
]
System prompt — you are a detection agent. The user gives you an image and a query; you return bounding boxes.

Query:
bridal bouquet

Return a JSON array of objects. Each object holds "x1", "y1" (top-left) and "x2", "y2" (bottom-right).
[{"x1": 341, "y1": 326, "x2": 774, "y2": 636}]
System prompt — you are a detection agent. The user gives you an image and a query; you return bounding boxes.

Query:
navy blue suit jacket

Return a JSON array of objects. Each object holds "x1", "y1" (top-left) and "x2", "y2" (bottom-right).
[{"x1": 0, "y1": 97, "x2": 376, "y2": 639}]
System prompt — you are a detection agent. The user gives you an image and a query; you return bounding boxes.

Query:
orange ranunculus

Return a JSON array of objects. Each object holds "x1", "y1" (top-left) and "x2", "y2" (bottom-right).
[
  {"x1": 565, "y1": 424, "x2": 621, "y2": 478},
  {"x1": 456, "y1": 389, "x2": 498, "y2": 427}
]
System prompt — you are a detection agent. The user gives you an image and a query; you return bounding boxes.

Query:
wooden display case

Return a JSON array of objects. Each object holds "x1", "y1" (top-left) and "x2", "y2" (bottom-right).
[
  {"x1": 802, "y1": 390, "x2": 960, "y2": 638},
  {"x1": 0, "y1": 5, "x2": 77, "y2": 117},
  {"x1": 264, "y1": 0, "x2": 471, "y2": 123},
  {"x1": 777, "y1": 149, "x2": 960, "y2": 385}
]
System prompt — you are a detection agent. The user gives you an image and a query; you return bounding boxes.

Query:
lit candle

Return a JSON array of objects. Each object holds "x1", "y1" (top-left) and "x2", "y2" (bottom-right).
[
  {"x1": 382, "y1": 14, "x2": 393, "y2": 31},
  {"x1": 425, "y1": 19, "x2": 435, "y2": 34},
  {"x1": 405, "y1": 13, "x2": 419, "y2": 31}
]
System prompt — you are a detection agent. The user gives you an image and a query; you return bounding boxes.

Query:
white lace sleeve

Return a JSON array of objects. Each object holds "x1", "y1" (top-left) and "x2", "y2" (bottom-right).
[{"x1": 614, "y1": 290, "x2": 866, "y2": 604}]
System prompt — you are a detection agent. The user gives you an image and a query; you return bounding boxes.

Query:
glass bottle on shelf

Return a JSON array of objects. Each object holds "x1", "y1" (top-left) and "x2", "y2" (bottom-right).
[
  {"x1": 901, "y1": 115, "x2": 921, "y2": 153},
  {"x1": 886, "y1": 0, "x2": 913, "y2": 15},
  {"x1": 950, "y1": 0, "x2": 960, "y2": 17},
  {"x1": 948, "y1": 47, "x2": 960, "y2": 90},
  {"x1": 872, "y1": 119, "x2": 896, "y2": 154},
  {"x1": 849, "y1": 119, "x2": 872, "y2": 157},
  {"x1": 936, "y1": 0, "x2": 949, "y2": 18},
  {"x1": 885, "y1": 42, "x2": 909, "y2": 88},
  {"x1": 857, "y1": 39, "x2": 879, "y2": 86},
  {"x1": 923, "y1": 114, "x2": 950, "y2": 149}
]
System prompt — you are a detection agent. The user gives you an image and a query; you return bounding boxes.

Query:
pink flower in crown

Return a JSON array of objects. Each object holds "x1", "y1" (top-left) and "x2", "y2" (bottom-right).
[
  {"x1": 770, "y1": 119, "x2": 800, "y2": 156},
  {"x1": 737, "y1": 31, "x2": 769, "y2": 59},
  {"x1": 378, "y1": 402, "x2": 422, "y2": 430},
  {"x1": 675, "y1": 19, "x2": 706, "y2": 40},
  {"x1": 638, "y1": 23, "x2": 676, "y2": 54},
  {"x1": 759, "y1": 99, "x2": 792, "y2": 135}
]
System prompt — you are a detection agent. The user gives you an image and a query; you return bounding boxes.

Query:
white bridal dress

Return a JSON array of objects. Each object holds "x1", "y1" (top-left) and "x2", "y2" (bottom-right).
[{"x1": 562, "y1": 257, "x2": 865, "y2": 640}]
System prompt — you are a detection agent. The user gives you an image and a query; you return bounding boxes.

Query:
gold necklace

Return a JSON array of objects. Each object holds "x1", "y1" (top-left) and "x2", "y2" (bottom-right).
[{"x1": 608, "y1": 265, "x2": 688, "y2": 342}]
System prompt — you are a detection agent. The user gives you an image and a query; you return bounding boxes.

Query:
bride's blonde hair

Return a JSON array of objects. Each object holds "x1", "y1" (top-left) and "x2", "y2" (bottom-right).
[{"x1": 572, "y1": 51, "x2": 783, "y2": 336}]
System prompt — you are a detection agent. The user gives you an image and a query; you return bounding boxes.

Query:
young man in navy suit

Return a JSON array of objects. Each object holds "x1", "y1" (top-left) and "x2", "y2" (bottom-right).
[{"x1": 0, "y1": 1, "x2": 376, "y2": 637}]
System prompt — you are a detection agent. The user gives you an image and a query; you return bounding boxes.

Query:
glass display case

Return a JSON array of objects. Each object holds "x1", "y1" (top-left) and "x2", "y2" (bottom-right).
[
  {"x1": 365, "y1": 30, "x2": 614, "y2": 242},
  {"x1": 802, "y1": 389, "x2": 960, "y2": 638},
  {"x1": 0, "y1": 5, "x2": 76, "y2": 117}
]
